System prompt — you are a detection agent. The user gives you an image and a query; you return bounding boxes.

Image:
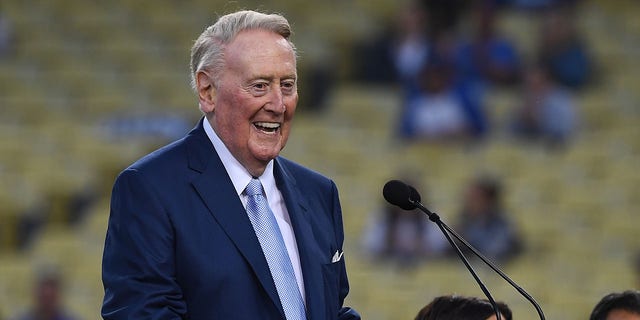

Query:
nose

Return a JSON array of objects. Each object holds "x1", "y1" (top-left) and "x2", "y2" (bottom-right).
[{"x1": 264, "y1": 84, "x2": 286, "y2": 114}]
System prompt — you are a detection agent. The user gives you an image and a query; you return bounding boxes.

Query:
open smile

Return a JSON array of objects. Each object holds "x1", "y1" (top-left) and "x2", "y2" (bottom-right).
[{"x1": 253, "y1": 122, "x2": 281, "y2": 134}]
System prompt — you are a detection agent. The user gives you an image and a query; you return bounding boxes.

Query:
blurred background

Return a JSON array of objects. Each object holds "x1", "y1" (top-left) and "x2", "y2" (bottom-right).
[{"x1": 0, "y1": 0, "x2": 638, "y2": 319}]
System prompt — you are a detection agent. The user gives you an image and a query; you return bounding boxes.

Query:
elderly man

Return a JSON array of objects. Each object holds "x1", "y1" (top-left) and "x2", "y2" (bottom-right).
[{"x1": 101, "y1": 10, "x2": 359, "y2": 320}]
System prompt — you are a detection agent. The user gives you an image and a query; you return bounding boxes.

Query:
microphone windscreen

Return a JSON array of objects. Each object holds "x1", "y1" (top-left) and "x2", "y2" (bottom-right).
[{"x1": 382, "y1": 180, "x2": 416, "y2": 210}]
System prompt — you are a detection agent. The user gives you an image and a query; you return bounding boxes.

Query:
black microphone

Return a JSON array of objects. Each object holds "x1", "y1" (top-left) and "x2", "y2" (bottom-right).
[
  {"x1": 382, "y1": 180, "x2": 546, "y2": 320},
  {"x1": 383, "y1": 180, "x2": 417, "y2": 210}
]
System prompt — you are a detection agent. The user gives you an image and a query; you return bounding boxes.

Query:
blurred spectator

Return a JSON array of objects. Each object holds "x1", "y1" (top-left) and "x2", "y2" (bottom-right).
[
  {"x1": 298, "y1": 62, "x2": 334, "y2": 112},
  {"x1": 454, "y1": 175, "x2": 523, "y2": 263},
  {"x1": 392, "y1": 1, "x2": 431, "y2": 91},
  {"x1": 454, "y1": 2, "x2": 522, "y2": 91},
  {"x1": 350, "y1": 4, "x2": 405, "y2": 85},
  {"x1": 589, "y1": 290, "x2": 640, "y2": 320},
  {"x1": 296, "y1": 36, "x2": 337, "y2": 112},
  {"x1": 12, "y1": 266, "x2": 78, "y2": 320},
  {"x1": 350, "y1": 28, "x2": 396, "y2": 84},
  {"x1": 362, "y1": 179, "x2": 447, "y2": 267},
  {"x1": 0, "y1": 6, "x2": 14, "y2": 58},
  {"x1": 510, "y1": 64, "x2": 578, "y2": 148},
  {"x1": 414, "y1": 294, "x2": 512, "y2": 320},
  {"x1": 537, "y1": 5, "x2": 593, "y2": 90},
  {"x1": 16, "y1": 206, "x2": 47, "y2": 251},
  {"x1": 419, "y1": 0, "x2": 470, "y2": 39},
  {"x1": 398, "y1": 49, "x2": 488, "y2": 142}
]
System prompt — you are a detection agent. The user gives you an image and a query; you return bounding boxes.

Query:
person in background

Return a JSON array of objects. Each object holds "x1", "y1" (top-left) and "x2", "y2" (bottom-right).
[
  {"x1": 590, "y1": 290, "x2": 640, "y2": 320},
  {"x1": 510, "y1": 63, "x2": 578, "y2": 149},
  {"x1": 101, "y1": 10, "x2": 359, "y2": 320},
  {"x1": 454, "y1": 175, "x2": 523, "y2": 263},
  {"x1": 392, "y1": 1, "x2": 431, "y2": 90},
  {"x1": 414, "y1": 294, "x2": 512, "y2": 320},
  {"x1": 454, "y1": 1, "x2": 522, "y2": 91},
  {"x1": 362, "y1": 178, "x2": 447, "y2": 268},
  {"x1": 536, "y1": 4, "x2": 593, "y2": 90},
  {"x1": 12, "y1": 267, "x2": 77, "y2": 320},
  {"x1": 399, "y1": 50, "x2": 488, "y2": 142},
  {"x1": 0, "y1": 4, "x2": 15, "y2": 58},
  {"x1": 419, "y1": 0, "x2": 469, "y2": 39}
]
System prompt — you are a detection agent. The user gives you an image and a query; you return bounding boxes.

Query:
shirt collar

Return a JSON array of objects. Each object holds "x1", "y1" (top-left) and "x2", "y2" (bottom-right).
[{"x1": 203, "y1": 117, "x2": 276, "y2": 196}]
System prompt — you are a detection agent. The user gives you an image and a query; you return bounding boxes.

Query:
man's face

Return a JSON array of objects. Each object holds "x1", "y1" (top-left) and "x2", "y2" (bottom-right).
[
  {"x1": 606, "y1": 309, "x2": 640, "y2": 320},
  {"x1": 486, "y1": 314, "x2": 503, "y2": 320},
  {"x1": 205, "y1": 29, "x2": 298, "y2": 176}
]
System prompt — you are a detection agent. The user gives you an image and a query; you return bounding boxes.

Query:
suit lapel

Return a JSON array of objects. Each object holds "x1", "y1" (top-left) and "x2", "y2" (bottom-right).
[
  {"x1": 274, "y1": 159, "x2": 326, "y2": 320},
  {"x1": 186, "y1": 120, "x2": 284, "y2": 317}
]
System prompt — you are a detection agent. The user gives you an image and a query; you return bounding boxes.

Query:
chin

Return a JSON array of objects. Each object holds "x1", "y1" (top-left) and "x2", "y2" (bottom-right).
[
  {"x1": 250, "y1": 141, "x2": 284, "y2": 159},
  {"x1": 249, "y1": 149, "x2": 278, "y2": 164}
]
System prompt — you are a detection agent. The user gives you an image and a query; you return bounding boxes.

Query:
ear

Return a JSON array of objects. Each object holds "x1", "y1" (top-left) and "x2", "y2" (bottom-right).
[{"x1": 196, "y1": 71, "x2": 216, "y2": 113}]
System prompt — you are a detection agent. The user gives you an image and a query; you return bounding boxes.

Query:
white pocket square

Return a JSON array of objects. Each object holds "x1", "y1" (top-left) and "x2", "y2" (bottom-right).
[{"x1": 331, "y1": 250, "x2": 344, "y2": 263}]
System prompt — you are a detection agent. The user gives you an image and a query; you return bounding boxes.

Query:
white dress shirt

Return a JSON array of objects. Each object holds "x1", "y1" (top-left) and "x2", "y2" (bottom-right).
[{"x1": 203, "y1": 118, "x2": 306, "y2": 302}]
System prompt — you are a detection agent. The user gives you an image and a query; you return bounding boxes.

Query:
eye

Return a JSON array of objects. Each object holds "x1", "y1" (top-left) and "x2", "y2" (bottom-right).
[
  {"x1": 253, "y1": 82, "x2": 268, "y2": 90},
  {"x1": 250, "y1": 81, "x2": 270, "y2": 96},
  {"x1": 281, "y1": 80, "x2": 296, "y2": 94}
]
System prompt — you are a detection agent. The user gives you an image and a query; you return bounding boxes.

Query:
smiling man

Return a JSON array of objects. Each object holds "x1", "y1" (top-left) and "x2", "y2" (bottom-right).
[{"x1": 101, "y1": 10, "x2": 360, "y2": 320}]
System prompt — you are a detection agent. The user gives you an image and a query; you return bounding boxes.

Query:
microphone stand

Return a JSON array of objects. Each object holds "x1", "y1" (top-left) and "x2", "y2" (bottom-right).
[
  {"x1": 409, "y1": 199, "x2": 546, "y2": 320},
  {"x1": 428, "y1": 209, "x2": 502, "y2": 320}
]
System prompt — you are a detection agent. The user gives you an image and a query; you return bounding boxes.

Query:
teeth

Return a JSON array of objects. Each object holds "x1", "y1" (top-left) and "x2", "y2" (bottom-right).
[{"x1": 254, "y1": 122, "x2": 280, "y2": 129}]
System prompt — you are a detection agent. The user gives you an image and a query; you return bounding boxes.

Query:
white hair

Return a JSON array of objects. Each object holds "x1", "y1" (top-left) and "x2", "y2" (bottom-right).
[{"x1": 190, "y1": 10, "x2": 296, "y2": 91}]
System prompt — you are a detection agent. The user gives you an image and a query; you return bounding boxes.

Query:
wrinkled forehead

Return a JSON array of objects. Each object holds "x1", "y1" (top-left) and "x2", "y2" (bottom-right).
[
  {"x1": 226, "y1": 29, "x2": 296, "y2": 60},
  {"x1": 223, "y1": 29, "x2": 297, "y2": 71}
]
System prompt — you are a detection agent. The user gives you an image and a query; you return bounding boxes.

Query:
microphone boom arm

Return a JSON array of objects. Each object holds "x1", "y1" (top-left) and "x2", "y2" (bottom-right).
[
  {"x1": 424, "y1": 204, "x2": 502, "y2": 320},
  {"x1": 409, "y1": 199, "x2": 546, "y2": 320}
]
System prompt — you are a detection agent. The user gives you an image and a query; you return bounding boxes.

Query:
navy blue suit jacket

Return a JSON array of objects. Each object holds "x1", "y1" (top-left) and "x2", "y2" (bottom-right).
[{"x1": 102, "y1": 119, "x2": 359, "y2": 320}]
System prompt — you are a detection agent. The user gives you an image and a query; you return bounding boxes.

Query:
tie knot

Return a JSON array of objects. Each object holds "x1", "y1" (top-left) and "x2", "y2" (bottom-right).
[{"x1": 245, "y1": 178, "x2": 264, "y2": 197}]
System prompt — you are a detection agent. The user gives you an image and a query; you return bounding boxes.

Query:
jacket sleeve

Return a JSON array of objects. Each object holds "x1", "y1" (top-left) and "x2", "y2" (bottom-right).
[{"x1": 102, "y1": 168, "x2": 187, "y2": 319}]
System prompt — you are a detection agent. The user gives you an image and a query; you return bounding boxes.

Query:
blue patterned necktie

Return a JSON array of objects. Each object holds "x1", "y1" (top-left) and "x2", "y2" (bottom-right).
[{"x1": 245, "y1": 178, "x2": 306, "y2": 320}]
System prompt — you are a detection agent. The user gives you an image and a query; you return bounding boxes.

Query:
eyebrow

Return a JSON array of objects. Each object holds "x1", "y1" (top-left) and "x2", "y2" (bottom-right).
[{"x1": 249, "y1": 72, "x2": 297, "y2": 81}]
